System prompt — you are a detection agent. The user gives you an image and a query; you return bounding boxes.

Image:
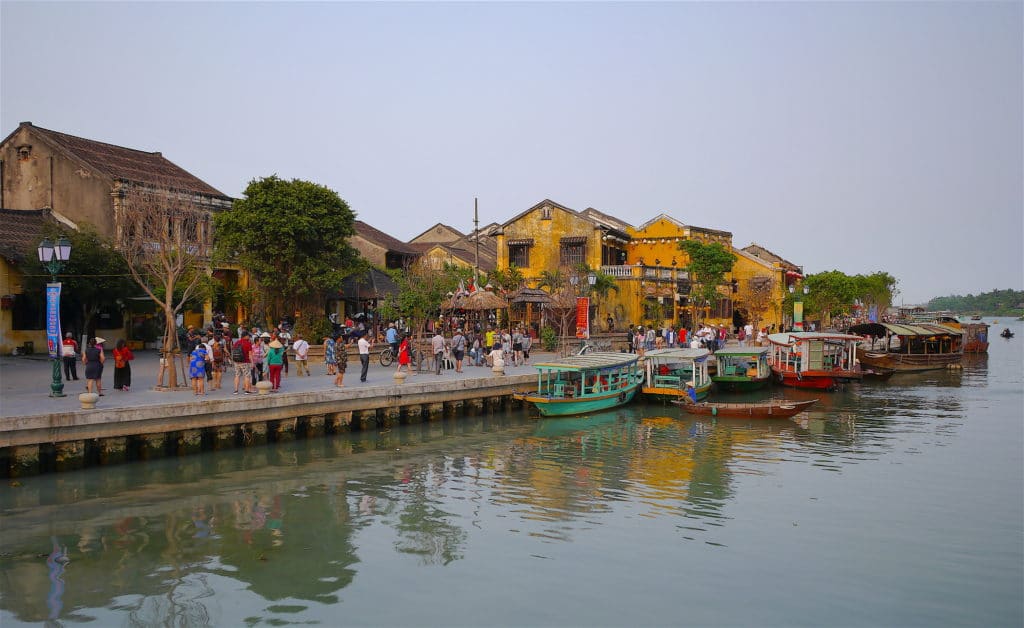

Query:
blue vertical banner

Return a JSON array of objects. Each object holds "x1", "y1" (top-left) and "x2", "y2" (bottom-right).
[
  {"x1": 46, "y1": 282, "x2": 62, "y2": 358},
  {"x1": 868, "y1": 304, "x2": 878, "y2": 323}
]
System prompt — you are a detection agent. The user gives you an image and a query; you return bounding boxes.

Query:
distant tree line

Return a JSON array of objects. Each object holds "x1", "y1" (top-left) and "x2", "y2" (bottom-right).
[{"x1": 927, "y1": 289, "x2": 1024, "y2": 316}]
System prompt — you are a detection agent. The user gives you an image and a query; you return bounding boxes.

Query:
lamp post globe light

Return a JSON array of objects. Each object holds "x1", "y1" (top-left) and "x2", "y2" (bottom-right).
[{"x1": 38, "y1": 236, "x2": 72, "y2": 397}]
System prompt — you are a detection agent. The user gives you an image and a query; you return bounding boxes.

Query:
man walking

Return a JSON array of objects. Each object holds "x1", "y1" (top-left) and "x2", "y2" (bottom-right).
[
  {"x1": 432, "y1": 330, "x2": 446, "y2": 375},
  {"x1": 358, "y1": 333, "x2": 371, "y2": 382},
  {"x1": 61, "y1": 332, "x2": 79, "y2": 381},
  {"x1": 451, "y1": 328, "x2": 466, "y2": 373},
  {"x1": 292, "y1": 332, "x2": 310, "y2": 376}
]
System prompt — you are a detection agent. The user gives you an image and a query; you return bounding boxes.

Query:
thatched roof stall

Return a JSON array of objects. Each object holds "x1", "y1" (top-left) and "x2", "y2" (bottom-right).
[{"x1": 448, "y1": 290, "x2": 509, "y2": 310}]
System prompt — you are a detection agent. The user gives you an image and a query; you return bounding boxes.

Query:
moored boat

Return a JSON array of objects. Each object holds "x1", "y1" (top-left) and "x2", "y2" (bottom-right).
[
  {"x1": 849, "y1": 322, "x2": 964, "y2": 372},
  {"x1": 711, "y1": 347, "x2": 771, "y2": 391},
  {"x1": 513, "y1": 352, "x2": 644, "y2": 417},
  {"x1": 641, "y1": 348, "x2": 712, "y2": 402},
  {"x1": 673, "y1": 397, "x2": 819, "y2": 418},
  {"x1": 767, "y1": 332, "x2": 863, "y2": 389}
]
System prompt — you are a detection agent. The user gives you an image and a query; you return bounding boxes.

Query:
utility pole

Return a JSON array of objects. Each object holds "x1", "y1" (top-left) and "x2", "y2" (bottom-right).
[{"x1": 474, "y1": 197, "x2": 480, "y2": 281}]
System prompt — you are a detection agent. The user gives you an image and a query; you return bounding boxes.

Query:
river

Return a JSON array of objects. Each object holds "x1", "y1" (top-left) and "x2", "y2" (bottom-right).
[{"x1": 1, "y1": 320, "x2": 1021, "y2": 626}]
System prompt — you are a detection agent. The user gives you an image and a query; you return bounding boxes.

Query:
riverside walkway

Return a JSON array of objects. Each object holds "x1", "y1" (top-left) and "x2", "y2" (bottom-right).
[{"x1": 0, "y1": 350, "x2": 556, "y2": 476}]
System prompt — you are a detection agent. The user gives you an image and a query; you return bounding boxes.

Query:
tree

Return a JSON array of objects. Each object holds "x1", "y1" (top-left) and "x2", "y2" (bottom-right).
[
  {"x1": 802, "y1": 271, "x2": 858, "y2": 325},
  {"x1": 22, "y1": 224, "x2": 135, "y2": 337},
  {"x1": 214, "y1": 176, "x2": 362, "y2": 325},
  {"x1": 117, "y1": 180, "x2": 219, "y2": 388},
  {"x1": 852, "y1": 272, "x2": 898, "y2": 320},
  {"x1": 536, "y1": 269, "x2": 567, "y2": 292},
  {"x1": 378, "y1": 261, "x2": 462, "y2": 341},
  {"x1": 742, "y1": 275, "x2": 776, "y2": 329},
  {"x1": 678, "y1": 240, "x2": 737, "y2": 326},
  {"x1": 487, "y1": 265, "x2": 524, "y2": 292}
]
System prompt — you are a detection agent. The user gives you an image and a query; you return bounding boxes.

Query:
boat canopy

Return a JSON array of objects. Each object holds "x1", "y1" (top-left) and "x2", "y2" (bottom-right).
[
  {"x1": 643, "y1": 348, "x2": 710, "y2": 363},
  {"x1": 531, "y1": 352, "x2": 638, "y2": 372},
  {"x1": 847, "y1": 323, "x2": 961, "y2": 338},
  {"x1": 767, "y1": 332, "x2": 863, "y2": 346},
  {"x1": 712, "y1": 347, "x2": 770, "y2": 358}
]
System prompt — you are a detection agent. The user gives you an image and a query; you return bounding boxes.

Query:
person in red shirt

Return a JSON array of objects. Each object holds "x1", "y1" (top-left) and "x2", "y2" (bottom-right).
[
  {"x1": 61, "y1": 332, "x2": 79, "y2": 381},
  {"x1": 232, "y1": 334, "x2": 254, "y2": 394}
]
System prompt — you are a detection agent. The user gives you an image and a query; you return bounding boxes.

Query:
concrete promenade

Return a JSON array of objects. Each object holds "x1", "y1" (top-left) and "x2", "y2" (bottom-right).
[{"x1": 0, "y1": 349, "x2": 547, "y2": 419}]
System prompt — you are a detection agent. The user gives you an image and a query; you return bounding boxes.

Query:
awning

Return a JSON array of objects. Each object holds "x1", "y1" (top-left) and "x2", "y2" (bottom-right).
[
  {"x1": 848, "y1": 322, "x2": 961, "y2": 337},
  {"x1": 560, "y1": 236, "x2": 587, "y2": 244}
]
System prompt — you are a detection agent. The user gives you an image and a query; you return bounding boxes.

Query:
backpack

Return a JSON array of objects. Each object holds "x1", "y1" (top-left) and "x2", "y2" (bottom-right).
[
  {"x1": 212, "y1": 341, "x2": 224, "y2": 362},
  {"x1": 231, "y1": 342, "x2": 245, "y2": 363}
]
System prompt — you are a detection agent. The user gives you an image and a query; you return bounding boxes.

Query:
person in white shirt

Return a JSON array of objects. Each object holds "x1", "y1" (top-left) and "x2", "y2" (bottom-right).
[
  {"x1": 292, "y1": 333, "x2": 310, "y2": 376},
  {"x1": 744, "y1": 323, "x2": 754, "y2": 347},
  {"x1": 489, "y1": 341, "x2": 505, "y2": 370},
  {"x1": 358, "y1": 335, "x2": 371, "y2": 382},
  {"x1": 431, "y1": 331, "x2": 446, "y2": 375}
]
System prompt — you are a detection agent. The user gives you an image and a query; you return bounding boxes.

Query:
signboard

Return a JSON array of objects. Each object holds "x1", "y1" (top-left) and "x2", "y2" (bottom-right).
[
  {"x1": 793, "y1": 301, "x2": 804, "y2": 330},
  {"x1": 46, "y1": 282, "x2": 63, "y2": 358},
  {"x1": 575, "y1": 297, "x2": 590, "y2": 339}
]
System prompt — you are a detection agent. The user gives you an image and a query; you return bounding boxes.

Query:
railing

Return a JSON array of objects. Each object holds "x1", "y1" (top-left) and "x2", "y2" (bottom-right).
[{"x1": 600, "y1": 265, "x2": 688, "y2": 281}]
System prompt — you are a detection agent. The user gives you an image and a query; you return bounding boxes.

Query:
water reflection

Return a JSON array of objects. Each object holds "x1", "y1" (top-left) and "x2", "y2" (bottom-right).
[{"x1": 0, "y1": 352, "x2": 1002, "y2": 626}]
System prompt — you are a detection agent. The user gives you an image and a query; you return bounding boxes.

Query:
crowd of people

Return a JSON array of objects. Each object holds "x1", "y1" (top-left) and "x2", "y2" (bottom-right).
[{"x1": 626, "y1": 322, "x2": 773, "y2": 356}]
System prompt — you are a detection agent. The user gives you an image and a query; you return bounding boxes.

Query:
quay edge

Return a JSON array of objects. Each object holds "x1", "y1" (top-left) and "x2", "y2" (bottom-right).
[{"x1": 0, "y1": 373, "x2": 534, "y2": 477}]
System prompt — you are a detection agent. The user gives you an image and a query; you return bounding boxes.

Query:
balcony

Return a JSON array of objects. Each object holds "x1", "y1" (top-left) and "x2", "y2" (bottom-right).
[{"x1": 601, "y1": 265, "x2": 688, "y2": 281}]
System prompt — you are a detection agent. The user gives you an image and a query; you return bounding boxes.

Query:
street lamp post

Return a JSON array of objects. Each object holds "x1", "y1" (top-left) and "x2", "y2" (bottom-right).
[
  {"x1": 38, "y1": 237, "x2": 72, "y2": 397},
  {"x1": 789, "y1": 284, "x2": 809, "y2": 331}
]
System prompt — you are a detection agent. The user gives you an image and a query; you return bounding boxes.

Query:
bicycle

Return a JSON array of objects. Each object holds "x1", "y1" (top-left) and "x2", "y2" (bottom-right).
[
  {"x1": 379, "y1": 346, "x2": 396, "y2": 366},
  {"x1": 380, "y1": 345, "x2": 426, "y2": 369}
]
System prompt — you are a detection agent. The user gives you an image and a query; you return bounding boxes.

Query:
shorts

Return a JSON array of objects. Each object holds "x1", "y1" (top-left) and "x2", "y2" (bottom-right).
[
  {"x1": 513, "y1": 343, "x2": 522, "y2": 351},
  {"x1": 235, "y1": 363, "x2": 252, "y2": 377},
  {"x1": 453, "y1": 350, "x2": 464, "y2": 361}
]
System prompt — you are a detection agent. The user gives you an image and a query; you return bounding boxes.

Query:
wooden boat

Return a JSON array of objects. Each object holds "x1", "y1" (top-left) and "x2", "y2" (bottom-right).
[
  {"x1": 673, "y1": 397, "x2": 819, "y2": 418},
  {"x1": 767, "y1": 332, "x2": 863, "y2": 389},
  {"x1": 970, "y1": 314, "x2": 982, "y2": 321},
  {"x1": 849, "y1": 322, "x2": 963, "y2": 372},
  {"x1": 1000, "y1": 328, "x2": 1014, "y2": 339},
  {"x1": 711, "y1": 347, "x2": 771, "y2": 391},
  {"x1": 513, "y1": 352, "x2": 643, "y2": 417},
  {"x1": 641, "y1": 348, "x2": 712, "y2": 402},
  {"x1": 927, "y1": 317, "x2": 989, "y2": 353},
  {"x1": 861, "y1": 367, "x2": 895, "y2": 381}
]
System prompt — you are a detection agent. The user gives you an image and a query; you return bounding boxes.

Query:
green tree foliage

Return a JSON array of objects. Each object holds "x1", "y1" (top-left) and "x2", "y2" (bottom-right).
[
  {"x1": 678, "y1": 240, "x2": 737, "y2": 324},
  {"x1": 928, "y1": 289, "x2": 1024, "y2": 316},
  {"x1": 853, "y1": 272, "x2": 899, "y2": 315},
  {"x1": 487, "y1": 265, "x2": 524, "y2": 292},
  {"x1": 536, "y1": 269, "x2": 566, "y2": 292},
  {"x1": 378, "y1": 261, "x2": 464, "y2": 339},
  {"x1": 21, "y1": 224, "x2": 136, "y2": 336},
  {"x1": 802, "y1": 270, "x2": 857, "y2": 324},
  {"x1": 214, "y1": 176, "x2": 362, "y2": 322}
]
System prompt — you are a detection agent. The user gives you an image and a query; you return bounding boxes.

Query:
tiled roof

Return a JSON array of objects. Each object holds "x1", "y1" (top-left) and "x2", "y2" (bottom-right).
[
  {"x1": 742, "y1": 243, "x2": 801, "y2": 271},
  {"x1": 0, "y1": 208, "x2": 54, "y2": 263},
  {"x1": 23, "y1": 123, "x2": 229, "y2": 198},
  {"x1": 354, "y1": 221, "x2": 419, "y2": 255}
]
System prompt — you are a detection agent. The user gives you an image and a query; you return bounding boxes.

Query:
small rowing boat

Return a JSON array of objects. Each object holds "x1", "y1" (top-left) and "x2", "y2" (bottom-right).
[{"x1": 672, "y1": 398, "x2": 819, "y2": 418}]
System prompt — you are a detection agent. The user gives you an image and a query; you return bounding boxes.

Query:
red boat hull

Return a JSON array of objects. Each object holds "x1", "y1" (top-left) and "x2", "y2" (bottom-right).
[{"x1": 772, "y1": 368, "x2": 860, "y2": 390}]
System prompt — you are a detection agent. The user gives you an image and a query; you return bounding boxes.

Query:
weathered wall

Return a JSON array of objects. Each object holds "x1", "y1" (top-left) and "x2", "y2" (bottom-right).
[{"x1": 497, "y1": 203, "x2": 603, "y2": 281}]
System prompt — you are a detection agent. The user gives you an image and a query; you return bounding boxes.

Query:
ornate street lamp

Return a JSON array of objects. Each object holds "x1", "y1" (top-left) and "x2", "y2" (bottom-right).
[{"x1": 38, "y1": 237, "x2": 73, "y2": 397}]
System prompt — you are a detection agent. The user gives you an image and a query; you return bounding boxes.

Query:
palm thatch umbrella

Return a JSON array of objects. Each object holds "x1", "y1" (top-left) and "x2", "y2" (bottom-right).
[{"x1": 448, "y1": 289, "x2": 509, "y2": 310}]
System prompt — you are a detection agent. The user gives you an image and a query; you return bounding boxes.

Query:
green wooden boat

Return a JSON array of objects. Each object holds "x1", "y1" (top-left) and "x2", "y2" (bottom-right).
[
  {"x1": 712, "y1": 347, "x2": 772, "y2": 391},
  {"x1": 513, "y1": 352, "x2": 644, "y2": 417},
  {"x1": 641, "y1": 348, "x2": 712, "y2": 402}
]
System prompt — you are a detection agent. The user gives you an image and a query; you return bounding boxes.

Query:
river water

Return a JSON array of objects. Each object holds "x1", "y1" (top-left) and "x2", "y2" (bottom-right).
[{"x1": 2, "y1": 320, "x2": 1021, "y2": 627}]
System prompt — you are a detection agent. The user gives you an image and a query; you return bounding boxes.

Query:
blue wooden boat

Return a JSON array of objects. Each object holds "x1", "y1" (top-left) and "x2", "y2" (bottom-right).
[
  {"x1": 513, "y1": 352, "x2": 644, "y2": 417},
  {"x1": 641, "y1": 348, "x2": 712, "y2": 402}
]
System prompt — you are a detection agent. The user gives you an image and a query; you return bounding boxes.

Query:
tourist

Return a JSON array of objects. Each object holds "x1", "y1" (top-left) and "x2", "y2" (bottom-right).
[
  {"x1": 324, "y1": 334, "x2": 336, "y2": 376},
  {"x1": 189, "y1": 343, "x2": 207, "y2": 396},
  {"x1": 232, "y1": 333, "x2": 254, "y2": 395},
  {"x1": 335, "y1": 335, "x2": 349, "y2": 386},
  {"x1": 395, "y1": 334, "x2": 413, "y2": 377},
  {"x1": 451, "y1": 329, "x2": 467, "y2": 373},
  {"x1": 265, "y1": 338, "x2": 284, "y2": 391},
  {"x1": 386, "y1": 322, "x2": 399, "y2": 357},
  {"x1": 292, "y1": 333, "x2": 310, "y2": 376},
  {"x1": 489, "y1": 341, "x2": 505, "y2": 370},
  {"x1": 432, "y1": 330, "x2": 446, "y2": 375},
  {"x1": 511, "y1": 328, "x2": 524, "y2": 367},
  {"x1": 210, "y1": 332, "x2": 226, "y2": 391},
  {"x1": 485, "y1": 327, "x2": 495, "y2": 355},
  {"x1": 756, "y1": 328, "x2": 767, "y2": 346},
  {"x1": 358, "y1": 333, "x2": 372, "y2": 382},
  {"x1": 112, "y1": 339, "x2": 134, "y2": 391},
  {"x1": 744, "y1": 322, "x2": 754, "y2": 346},
  {"x1": 251, "y1": 334, "x2": 267, "y2": 386},
  {"x1": 61, "y1": 332, "x2": 79, "y2": 381},
  {"x1": 82, "y1": 337, "x2": 105, "y2": 396},
  {"x1": 521, "y1": 330, "x2": 532, "y2": 363}
]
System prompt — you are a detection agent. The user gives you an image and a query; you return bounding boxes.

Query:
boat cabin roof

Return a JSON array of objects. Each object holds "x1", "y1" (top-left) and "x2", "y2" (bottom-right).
[
  {"x1": 713, "y1": 347, "x2": 770, "y2": 358},
  {"x1": 767, "y1": 332, "x2": 863, "y2": 346},
  {"x1": 847, "y1": 322, "x2": 961, "y2": 338},
  {"x1": 643, "y1": 348, "x2": 711, "y2": 362},
  {"x1": 531, "y1": 352, "x2": 638, "y2": 372}
]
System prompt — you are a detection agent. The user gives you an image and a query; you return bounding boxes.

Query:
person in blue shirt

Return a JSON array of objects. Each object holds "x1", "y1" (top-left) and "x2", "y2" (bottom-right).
[
  {"x1": 386, "y1": 322, "x2": 399, "y2": 357},
  {"x1": 685, "y1": 383, "x2": 698, "y2": 404}
]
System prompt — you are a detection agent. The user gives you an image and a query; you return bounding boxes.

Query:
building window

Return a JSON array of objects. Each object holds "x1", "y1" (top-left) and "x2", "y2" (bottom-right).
[
  {"x1": 508, "y1": 244, "x2": 530, "y2": 268},
  {"x1": 560, "y1": 237, "x2": 586, "y2": 267},
  {"x1": 540, "y1": 206, "x2": 552, "y2": 220}
]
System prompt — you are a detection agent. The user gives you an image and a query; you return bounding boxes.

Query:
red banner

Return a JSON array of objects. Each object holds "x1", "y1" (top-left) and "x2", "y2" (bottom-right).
[{"x1": 575, "y1": 297, "x2": 590, "y2": 338}]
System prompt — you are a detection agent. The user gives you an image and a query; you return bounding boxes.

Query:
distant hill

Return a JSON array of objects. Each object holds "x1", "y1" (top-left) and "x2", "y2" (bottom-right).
[{"x1": 927, "y1": 289, "x2": 1024, "y2": 316}]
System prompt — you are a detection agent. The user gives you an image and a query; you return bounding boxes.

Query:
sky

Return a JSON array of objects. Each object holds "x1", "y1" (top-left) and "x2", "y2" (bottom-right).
[{"x1": 2, "y1": 2, "x2": 1021, "y2": 305}]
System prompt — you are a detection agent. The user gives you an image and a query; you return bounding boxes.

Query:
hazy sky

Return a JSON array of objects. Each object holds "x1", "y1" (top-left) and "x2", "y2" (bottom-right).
[{"x1": 3, "y1": 2, "x2": 1021, "y2": 304}]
